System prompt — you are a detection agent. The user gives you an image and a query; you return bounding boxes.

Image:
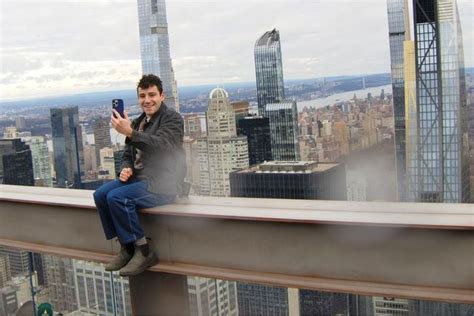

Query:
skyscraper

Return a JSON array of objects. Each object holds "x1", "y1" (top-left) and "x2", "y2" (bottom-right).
[
  {"x1": 73, "y1": 260, "x2": 131, "y2": 315},
  {"x1": 23, "y1": 136, "x2": 52, "y2": 187},
  {"x1": 387, "y1": 0, "x2": 411, "y2": 201},
  {"x1": 0, "y1": 247, "x2": 29, "y2": 277},
  {"x1": 137, "y1": 0, "x2": 179, "y2": 111},
  {"x1": 236, "y1": 116, "x2": 272, "y2": 166},
  {"x1": 0, "y1": 139, "x2": 34, "y2": 186},
  {"x1": 50, "y1": 107, "x2": 85, "y2": 188},
  {"x1": 265, "y1": 101, "x2": 300, "y2": 161},
  {"x1": 187, "y1": 277, "x2": 238, "y2": 316},
  {"x1": 204, "y1": 88, "x2": 249, "y2": 197},
  {"x1": 0, "y1": 255, "x2": 11, "y2": 288},
  {"x1": 408, "y1": 0, "x2": 470, "y2": 202},
  {"x1": 93, "y1": 118, "x2": 111, "y2": 166},
  {"x1": 42, "y1": 255, "x2": 78, "y2": 313},
  {"x1": 255, "y1": 29, "x2": 285, "y2": 116}
]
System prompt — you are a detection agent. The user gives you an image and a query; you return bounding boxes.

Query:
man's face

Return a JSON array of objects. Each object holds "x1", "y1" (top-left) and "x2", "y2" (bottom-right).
[{"x1": 138, "y1": 85, "x2": 165, "y2": 117}]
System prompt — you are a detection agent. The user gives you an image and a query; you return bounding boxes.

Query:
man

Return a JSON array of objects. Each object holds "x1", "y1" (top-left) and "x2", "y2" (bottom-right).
[{"x1": 93, "y1": 74, "x2": 184, "y2": 276}]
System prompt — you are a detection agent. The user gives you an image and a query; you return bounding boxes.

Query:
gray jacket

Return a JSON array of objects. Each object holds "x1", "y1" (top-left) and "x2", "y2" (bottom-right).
[{"x1": 121, "y1": 103, "x2": 185, "y2": 196}]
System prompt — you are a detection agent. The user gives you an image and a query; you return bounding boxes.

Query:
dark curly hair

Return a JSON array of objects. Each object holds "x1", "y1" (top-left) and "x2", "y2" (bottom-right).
[{"x1": 137, "y1": 74, "x2": 164, "y2": 95}]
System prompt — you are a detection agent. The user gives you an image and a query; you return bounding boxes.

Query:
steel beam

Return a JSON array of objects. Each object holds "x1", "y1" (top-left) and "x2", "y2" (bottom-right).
[{"x1": 0, "y1": 184, "x2": 473, "y2": 305}]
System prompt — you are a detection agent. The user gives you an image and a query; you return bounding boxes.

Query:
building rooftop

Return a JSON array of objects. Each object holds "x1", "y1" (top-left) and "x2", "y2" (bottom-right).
[
  {"x1": 256, "y1": 28, "x2": 280, "y2": 47},
  {"x1": 209, "y1": 87, "x2": 229, "y2": 99},
  {"x1": 235, "y1": 161, "x2": 339, "y2": 173}
]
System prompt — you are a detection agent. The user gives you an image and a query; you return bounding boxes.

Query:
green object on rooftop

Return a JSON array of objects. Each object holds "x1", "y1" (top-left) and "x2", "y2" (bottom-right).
[{"x1": 37, "y1": 302, "x2": 53, "y2": 316}]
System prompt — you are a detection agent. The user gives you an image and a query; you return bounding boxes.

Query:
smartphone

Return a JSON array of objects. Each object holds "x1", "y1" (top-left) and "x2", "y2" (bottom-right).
[{"x1": 112, "y1": 99, "x2": 124, "y2": 118}]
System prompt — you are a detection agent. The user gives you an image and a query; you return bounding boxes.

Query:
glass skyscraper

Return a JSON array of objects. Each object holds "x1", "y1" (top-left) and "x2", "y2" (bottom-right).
[
  {"x1": 0, "y1": 139, "x2": 34, "y2": 186},
  {"x1": 50, "y1": 107, "x2": 84, "y2": 188},
  {"x1": 387, "y1": 0, "x2": 411, "y2": 201},
  {"x1": 137, "y1": 0, "x2": 179, "y2": 111},
  {"x1": 254, "y1": 29, "x2": 285, "y2": 116},
  {"x1": 265, "y1": 101, "x2": 300, "y2": 161},
  {"x1": 408, "y1": 0, "x2": 470, "y2": 202},
  {"x1": 236, "y1": 116, "x2": 272, "y2": 166}
]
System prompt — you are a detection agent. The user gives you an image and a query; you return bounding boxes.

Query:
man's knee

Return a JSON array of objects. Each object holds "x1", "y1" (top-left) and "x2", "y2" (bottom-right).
[
  {"x1": 106, "y1": 190, "x2": 127, "y2": 207},
  {"x1": 93, "y1": 188, "x2": 105, "y2": 203}
]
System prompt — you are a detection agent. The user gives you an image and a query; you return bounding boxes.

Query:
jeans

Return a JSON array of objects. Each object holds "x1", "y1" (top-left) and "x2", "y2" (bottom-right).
[{"x1": 93, "y1": 178, "x2": 176, "y2": 244}]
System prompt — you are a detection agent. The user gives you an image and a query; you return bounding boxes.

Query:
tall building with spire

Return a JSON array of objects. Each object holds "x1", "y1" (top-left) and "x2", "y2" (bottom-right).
[
  {"x1": 407, "y1": 0, "x2": 470, "y2": 203},
  {"x1": 254, "y1": 29, "x2": 285, "y2": 116},
  {"x1": 137, "y1": 0, "x2": 179, "y2": 112},
  {"x1": 387, "y1": 0, "x2": 411, "y2": 201}
]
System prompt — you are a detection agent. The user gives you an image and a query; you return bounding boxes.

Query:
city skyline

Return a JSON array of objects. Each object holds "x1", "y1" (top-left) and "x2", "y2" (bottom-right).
[{"x1": 1, "y1": 0, "x2": 472, "y2": 101}]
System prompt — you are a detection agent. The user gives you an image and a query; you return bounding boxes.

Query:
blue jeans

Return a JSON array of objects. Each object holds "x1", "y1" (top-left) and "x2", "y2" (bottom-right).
[{"x1": 93, "y1": 178, "x2": 176, "y2": 244}]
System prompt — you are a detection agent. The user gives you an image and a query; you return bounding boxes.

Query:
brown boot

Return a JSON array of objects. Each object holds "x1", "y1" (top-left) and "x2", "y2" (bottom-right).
[
  {"x1": 105, "y1": 243, "x2": 134, "y2": 271},
  {"x1": 119, "y1": 243, "x2": 158, "y2": 276}
]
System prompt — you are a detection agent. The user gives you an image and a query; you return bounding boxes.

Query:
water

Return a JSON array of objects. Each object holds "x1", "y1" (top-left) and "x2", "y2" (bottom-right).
[{"x1": 296, "y1": 84, "x2": 392, "y2": 112}]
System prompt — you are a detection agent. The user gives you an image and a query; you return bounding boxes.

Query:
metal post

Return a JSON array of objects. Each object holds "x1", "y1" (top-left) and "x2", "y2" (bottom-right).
[
  {"x1": 129, "y1": 272, "x2": 189, "y2": 316},
  {"x1": 28, "y1": 252, "x2": 37, "y2": 316}
]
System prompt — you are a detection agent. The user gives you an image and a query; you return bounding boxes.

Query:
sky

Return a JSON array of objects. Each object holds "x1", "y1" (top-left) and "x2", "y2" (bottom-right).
[{"x1": 0, "y1": 0, "x2": 472, "y2": 101}]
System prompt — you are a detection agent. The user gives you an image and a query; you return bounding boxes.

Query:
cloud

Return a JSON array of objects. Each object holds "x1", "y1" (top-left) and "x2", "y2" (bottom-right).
[{"x1": 0, "y1": 0, "x2": 472, "y2": 100}]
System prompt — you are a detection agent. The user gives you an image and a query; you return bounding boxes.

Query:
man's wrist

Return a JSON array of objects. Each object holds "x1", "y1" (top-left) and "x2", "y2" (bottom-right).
[{"x1": 127, "y1": 128, "x2": 133, "y2": 138}]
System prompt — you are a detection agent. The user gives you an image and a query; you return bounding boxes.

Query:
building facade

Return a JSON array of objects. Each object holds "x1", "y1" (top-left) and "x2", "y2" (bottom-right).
[
  {"x1": 387, "y1": 0, "x2": 411, "y2": 201},
  {"x1": 50, "y1": 107, "x2": 85, "y2": 188},
  {"x1": 265, "y1": 102, "x2": 300, "y2": 161},
  {"x1": 255, "y1": 29, "x2": 285, "y2": 116},
  {"x1": 73, "y1": 260, "x2": 131, "y2": 315},
  {"x1": 230, "y1": 161, "x2": 347, "y2": 200},
  {"x1": 204, "y1": 88, "x2": 249, "y2": 197},
  {"x1": 0, "y1": 139, "x2": 34, "y2": 186},
  {"x1": 43, "y1": 255, "x2": 78, "y2": 313},
  {"x1": 23, "y1": 136, "x2": 52, "y2": 187},
  {"x1": 187, "y1": 277, "x2": 238, "y2": 316},
  {"x1": 408, "y1": 0, "x2": 470, "y2": 202},
  {"x1": 236, "y1": 116, "x2": 272, "y2": 166},
  {"x1": 0, "y1": 248, "x2": 29, "y2": 278},
  {"x1": 0, "y1": 256, "x2": 11, "y2": 289},
  {"x1": 137, "y1": 0, "x2": 179, "y2": 111},
  {"x1": 93, "y1": 118, "x2": 111, "y2": 167}
]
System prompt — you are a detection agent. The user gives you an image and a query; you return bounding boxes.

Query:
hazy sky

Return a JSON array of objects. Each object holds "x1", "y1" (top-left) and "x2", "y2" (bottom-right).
[{"x1": 0, "y1": 0, "x2": 472, "y2": 101}]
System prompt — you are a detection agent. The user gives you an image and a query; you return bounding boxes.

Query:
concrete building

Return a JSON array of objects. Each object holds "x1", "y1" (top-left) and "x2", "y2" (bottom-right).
[
  {"x1": 231, "y1": 101, "x2": 250, "y2": 122},
  {"x1": 42, "y1": 255, "x2": 78, "y2": 313},
  {"x1": 183, "y1": 113, "x2": 203, "y2": 139},
  {"x1": 2, "y1": 127, "x2": 17, "y2": 139},
  {"x1": 372, "y1": 296, "x2": 409, "y2": 316},
  {"x1": 15, "y1": 117, "x2": 26, "y2": 130},
  {"x1": 99, "y1": 147, "x2": 115, "y2": 179},
  {"x1": 0, "y1": 249, "x2": 29, "y2": 278},
  {"x1": 0, "y1": 287, "x2": 18, "y2": 316},
  {"x1": 93, "y1": 118, "x2": 111, "y2": 167},
  {"x1": 73, "y1": 260, "x2": 131, "y2": 315},
  {"x1": 0, "y1": 256, "x2": 11, "y2": 288},
  {"x1": 204, "y1": 88, "x2": 249, "y2": 197},
  {"x1": 187, "y1": 276, "x2": 238, "y2": 316}
]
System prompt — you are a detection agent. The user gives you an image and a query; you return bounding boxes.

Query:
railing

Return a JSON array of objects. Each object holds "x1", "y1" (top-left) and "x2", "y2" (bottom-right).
[{"x1": 0, "y1": 184, "x2": 473, "y2": 315}]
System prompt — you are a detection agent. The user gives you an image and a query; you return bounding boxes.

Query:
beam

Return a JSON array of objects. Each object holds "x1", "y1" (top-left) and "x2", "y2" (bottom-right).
[{"x1": 1, "y1": 185, "x2": 473, "y2": 305}]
